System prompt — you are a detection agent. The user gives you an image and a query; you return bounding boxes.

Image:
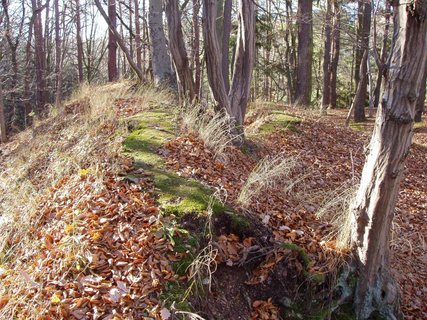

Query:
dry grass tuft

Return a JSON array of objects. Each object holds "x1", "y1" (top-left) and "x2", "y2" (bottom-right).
[
  {"x1": 180, "y1": 104, "x2": 236, "y2": 159},
  {"x1": 238, "y1": 154, "x2": 298, "y2": 206}
]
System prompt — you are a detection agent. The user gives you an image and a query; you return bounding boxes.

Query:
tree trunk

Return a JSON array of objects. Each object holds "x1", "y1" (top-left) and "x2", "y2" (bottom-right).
[
  {"x1": 415, "y1": 64, "x2": 427, "y2": 122},
  {"x1": 134, "y1": 0, "x2": 142, "y2": 70},
  {"x1": 329, "y1": 0, "x2": 340, "y2": 109},
  {"x1": 354, "y1": 0, "x2": 364, "y2": 87},
  {"x1": 31, "y1": 0, "x2": 47, "y2": 114},
  {"x1": 108, "y1": 0, "x2": 118, "y2": 81},
  {"x1": 222, "y1": 0, "x2": 232, "y2": 92},
  {"x1": 295, "y1": 0, "x2": 313, "y2": 107},
  {"x1": 321, "y1": 0, "x2": 333, "y2": 113},
  {"x1": 192, "y1": 0, "x2": 201, "y2": 98},
  {"x1": 95, "y1": 0, "x2": 145, "y2": 82},
  {"x1": 164, "y1": 0, "x2": 195, "y2": 100},
  {"x1": 203, "y1": 0, "x2": 231, "y2": 114},
  {"x1": 350, "y1": 2, "x2": 427, "y2": 319},
  {"x1": 54, "y1": 0, "x2": 61, "y2": 106},
  {"x1": 353, "y1": 0, "x2": 372, "y2": 122},
  {"x1": 148, "y1": 0, "x2": 176, "y2": 88},
  {"x1": 0, "y1": 82, "x2": 6, "y2": 143},
  {"x1": 228, "y1": 0, "x2": 256, "y2": 128},
  {"x1": 75, "y1": 0, "x2": 84, "y2": 83}
]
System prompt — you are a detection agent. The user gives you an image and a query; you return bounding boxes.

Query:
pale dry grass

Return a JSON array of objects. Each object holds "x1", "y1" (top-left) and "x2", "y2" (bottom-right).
[
  {"x1": 238, "y1": 154, "x2": 298, "y2": 206},
  {"x1": 180, "y1": 104, "x2": 236, "y2": 158},
  {"x1": 0, "y1": 81, "x2": 165, "y2": 318}
]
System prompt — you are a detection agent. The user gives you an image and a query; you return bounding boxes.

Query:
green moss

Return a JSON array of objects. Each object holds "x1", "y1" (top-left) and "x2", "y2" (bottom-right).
[
  {"x1": 230, "y1": 213, "x2": 251, "y2": 234},
  {"x1": 331, "y1": 303, "x2": 356, "y2": 320},
  {"x1": 256, "y1": 112, "x2": 302, "y2": 136},
  {"x1": 160, "y1": 282, "x2": 191, "y2": 311},
  {"x1": 349, "y1": 122, "x2": 365, "y2": 132},
  {"x1": 281, "y1": 242, "x2": 310, "y2": 269}
]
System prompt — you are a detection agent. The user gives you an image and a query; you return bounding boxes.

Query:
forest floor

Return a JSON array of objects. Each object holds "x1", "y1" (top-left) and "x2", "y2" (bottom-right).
[{"x1": 0, "y1": 83, "x2": 425, "y2": 320}]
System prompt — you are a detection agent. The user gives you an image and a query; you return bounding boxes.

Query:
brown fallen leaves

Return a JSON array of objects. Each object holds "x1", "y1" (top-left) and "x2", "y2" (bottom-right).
[{"x1": 250, "y1": 298, "x2": 280, "y2": 320}]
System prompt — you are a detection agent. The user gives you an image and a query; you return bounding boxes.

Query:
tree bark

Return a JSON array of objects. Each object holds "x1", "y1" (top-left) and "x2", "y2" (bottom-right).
[
  {"x1": 415, "y1": 64, "x2": 427, "y2": 122},
  {"x1": 54, "y1": 0, "x2": 61, "y2": 105},
  {"x1": 350, "y1": 2, "x2": 427, "y2": 319},
  {"x1": 134, "y1": 0, "x2": 142, "y2": 70},
  {"x1": 148, "y1": 0, "x2": 176, "y2": 88},
  {"x1": 192, "y1": 0, "x2": 201, "y2": 98},
  {"x1": 31, "y1": 0, "x2": 48, "y2": 114},
  {"x1": 108, "y1": 0, "x2": 118, "y2": 81},
  {"x1": 222, "y1": 0, "x2": 232, "y2": 92},
  {"x1": 329, "y1": 0, "x2": 340, "y2": 109},
  {"x1": 164, "y1": 0, "x2": 195, "y2": 100},
  {"x1": 321, "y1": 0, "x2": 333, "y2": 113},
  {"x1": 95, "y1": 0, "x2": 145, "y2": 82},
  {"x1": 0, "y1": 82, "x2": 7, "y2": 143},
  {"x1": 295, "y1": 0, "x2": 313, "y2": 107}
]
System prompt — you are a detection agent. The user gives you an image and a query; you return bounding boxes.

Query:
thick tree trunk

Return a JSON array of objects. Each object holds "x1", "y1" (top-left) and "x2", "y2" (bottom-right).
[
  {"x1": 295, "y1": 0, "x2": 313, "y2": 107},
  {"x1": 329, "y1": 0, "x2": 340, "y2": 109},
  {"x1": 415, "y1": 64, "x2": 427, "y2": 122},
  {"x1": 229, "y1": 0, "x2": 255, "y2": 128},
  {"x1": 164, "y1": 0, "x2": 195, "y2": 100},
  {"x1": 148, "y1": 0, "x2": 176, "y2": 88},
  {"x1": 203, "y1": 0, "x2": 231, "y2": 113},
  {"x1": 95, "y1": 0, "x2": 145, "y2": 81},
  {"x1": 107, "y1": 0, "x2": 118, "y2": 81},
  {"x1": 321, "y1": 0, "x2": 333, "y2": 113},
  {"x1": 350, "y1": 2, "x2": 427, "y2": 319},
  {"x1": 75, "y1": 0, "x2": 84, "y2": 83},
  {"x1": 222, "y1": 0, "x2": 232, "y2": 92}
]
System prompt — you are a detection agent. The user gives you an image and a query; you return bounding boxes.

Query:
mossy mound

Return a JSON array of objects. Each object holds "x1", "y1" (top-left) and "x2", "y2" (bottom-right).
[
  {"x1": 250, "y1": 111, "x2": 302, "y2": 137},
  {"x1": 123, "y1": 109, "x2": 225, "y2": 216}
]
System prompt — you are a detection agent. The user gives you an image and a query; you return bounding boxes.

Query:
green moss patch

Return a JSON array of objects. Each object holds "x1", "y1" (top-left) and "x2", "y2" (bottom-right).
[
  {"x1": 255, "y1": 111, "x2": 302, "y2": 137},
  {"x1": 123, "y1": 110, "x2": 225, "y2": 216}
]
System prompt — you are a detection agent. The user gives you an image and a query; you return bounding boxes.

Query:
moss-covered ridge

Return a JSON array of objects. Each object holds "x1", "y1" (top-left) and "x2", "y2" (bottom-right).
[{"x1": 123, "y1": 110, "x2": 224, "y2": 215}]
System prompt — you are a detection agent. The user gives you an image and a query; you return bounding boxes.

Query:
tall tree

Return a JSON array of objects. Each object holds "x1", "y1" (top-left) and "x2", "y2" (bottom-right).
[
  {"x1": 164, "y1": 0, "x2": 195, "y2": 100},
  {"x1": 134, "y1": 0, "x2": 142, "y2": 70},
  {"x1": 329, "y1": 0, "x2": 341, "y2": 108},
  {"x1": 0, "y1": 81, "x2": 6, "y2": 143},
  {"x1": 350, "y1": 1, "x2": 427, "y2": 319},
  {"x1": 321, "y1": 0, "x2": 333, "y2": 113},
  {"x1": 192, "y1": 0, "x2": 201, "y2": 98},
  {"x1": 295, "y1": 0, "x2": 313, "y2": 107},
  {"x1": 75, "y1": 0, "x2": 84, "y2": 83},
  {"x1": 415, "y1": 64, "x2": 427, "y2": 122},
  {"x1": 148, "y1": 0, "x2": 176, "y2": 88},
  {"x1": 108, "y1": 0, "x2": 118, "y2": 81}
]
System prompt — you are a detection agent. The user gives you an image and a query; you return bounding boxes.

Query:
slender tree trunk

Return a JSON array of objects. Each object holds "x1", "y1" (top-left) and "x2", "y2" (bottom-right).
[
  {"x1": 108, "y1": 0, "x2": 118, "y2": 81},
  {"x1": 295, "y1": 0, "x2": 313, "y2": 107},
  {"x1": 148, "y1": 0, "x2": 176, "y2": 88},
  {"x1": 353, "y1": 0, "x2": 372, "y2": 122},
  {"x1": 164, "y1": 0, "x2": 195, "y2": 100},
  {"x1": 95, "y1": 0, "x2": 144, "y2": 81},
  {"x1": 329, "y1": 0, "x2": 340, "y2": 109},
  {"x1": 54, "y1": 0, "x2": 61, "y2": 105},
  {"x1": 32, "y1": 0, "x2": 48, "y2": 114},
  {"x1": 75, "y1": 0, "x2": 84, "y2": 83},
  {"x1": 0, "y1": 82, "x2": 6, "y2": 143},
  {"x1": 222, "y1": 0, "x2": 232, "y2": 92},
  {"x1": 134, "y1": 0, "x2": 142, "y2": 70},
  {"x1": 321, "y1": 0, "x2": 333, "y2": 113},
  {"x1": 354, "y1": 0, "x2": 363, "y2": 87},
  {"x1": 415, "y1": 64, "x2": 427, "y2": 122},
  {"x1": 350, "y1": 2, "x2": 427, "y2": 319},
  {"x1": 192, "y1": 0, "x2": 201, "y2": 98}
]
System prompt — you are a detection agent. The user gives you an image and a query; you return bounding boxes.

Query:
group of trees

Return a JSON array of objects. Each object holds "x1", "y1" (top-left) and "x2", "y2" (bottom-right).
[{"x1": 0, "y1": 0, "x2": 425, "y2": 142}]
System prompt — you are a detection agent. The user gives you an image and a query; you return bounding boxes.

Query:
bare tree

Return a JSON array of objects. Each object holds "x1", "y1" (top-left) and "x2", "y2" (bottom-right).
[
  {"x1": 0, "y1": 81, "x2": 6, "y2": 143},
  {"x1": 75, "y1": 0, "x2": 84, "y2": 83},
  {"x1": 134, "y1": 0, "x2": 142, "y2": 70},
  {"x1": 350, "y1": 1, "x2": 427, "y2": 318},
  {"x1": 107, "y1": 0, "x2": 118, "y2": 81},
  {"x1": 329, "y1": 0, "x2": 341, "y2": 109},
  {"x1": 415, "y1": 64, "x2": 427, "y2": 122},
  {"x1": 321, "y1": 0, "x2": 333, "y2": 113}
]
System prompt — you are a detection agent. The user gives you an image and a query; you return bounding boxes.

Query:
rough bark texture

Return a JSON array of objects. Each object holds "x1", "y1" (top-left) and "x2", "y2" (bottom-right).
[
  {"x1": 164, "y1": 0, "x2": 195, "y2": 100},
  {"x1": 322, "y1": 0, "x2": 333, "y2": 111},
  {"x1": 149, "y1": 0, "x2": 176, "y2": 88},
  {"x1": 222, "y1": 0, "x2": 232, "y2": 92},
  {"x1": 415, "y1": 64, "x2": 427, "y2": 122},
  {"x1": 295, "y1": 0, "x2": 313, "y2": 107},
  {"x1": 203, "y1": 0, "x2": 231, "y2": 113},
  {"x1": 350, "y1": 1, "x2": 427, "y2": 319},
  {"x1": 229, "y1": 0, "x2": 256, "y2": 127},
  {"x1": 134, "y1": 0, "x2": 142, "y2": 70},
  {"x1": 329, "y1": 0, "x2": 341, "y2": 108},
  {"x1": 107, "y1": 0, "x2": 118, "y2": 81},
  {"x1": 192, "y1": 0, "x2": 201, "y2": 98}
]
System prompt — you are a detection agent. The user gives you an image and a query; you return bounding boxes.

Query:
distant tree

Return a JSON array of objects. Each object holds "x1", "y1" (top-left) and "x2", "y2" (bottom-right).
[
  {"x1": 107, "y1": 0, "x2": 118, "y2": 81},
  {"x1": 350, "y1": 1, "x2": 427, "y2": 318},
  {"x1": 415, "y1": 64, "x2": 427, "y2": 122},
  {"x1": 321, "y1": 0, "x2": 333, "y2": 113},
  {"x1": 75, "y1": 0, "x2": 84, "y2": 83},
  {"x1": 0, "y1": 81, "x2": 6, "y2": 143},
  {"x1": 295, "y1": 0, "x2": 313, "y2": 107},
  {"x1": 134, "y1": 0, "x2": 142, "y2": 71},
  {"x1": 148, "y1": 0, "x2": 176, "y2": 88},
  {"x1": 329, "y1": 0, "x2": 341, "y2": 109}
]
